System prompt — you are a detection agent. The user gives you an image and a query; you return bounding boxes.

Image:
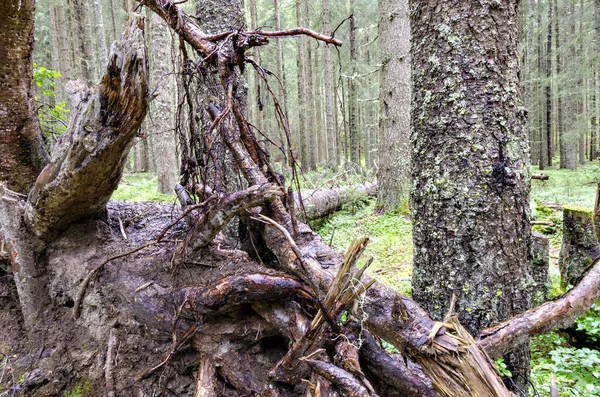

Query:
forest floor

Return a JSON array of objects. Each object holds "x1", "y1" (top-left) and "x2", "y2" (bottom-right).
[{"x1": 112, "y1": 161, "x2": 600, "y2": 396}]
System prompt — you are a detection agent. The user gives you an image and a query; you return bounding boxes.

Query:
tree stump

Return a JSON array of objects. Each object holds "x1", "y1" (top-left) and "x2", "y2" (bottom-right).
[
  {"x1": 532, "y1": 231, "x2": 550, "y2": 305},
  {"x1": 559, "y1": 205, "x2": 600, "y2": 288}
]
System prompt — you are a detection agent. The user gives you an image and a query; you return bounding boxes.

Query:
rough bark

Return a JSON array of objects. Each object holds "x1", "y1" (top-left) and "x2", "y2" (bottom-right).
[
  {"x1": 25, "y1": 17, "x2": 149, "y2": 242},
  {"x1": 0, "y1": 0, "x2": 49, "y2": 194},
  {"x1": 410, "y1": 0, "x2": 533, "y2": 387},
  {"x1": 376, "y1": 0, "x2": 411, "y2": 212},
  {"x1": 558, "y1": 205, "x2": 600, "y2": 288}
]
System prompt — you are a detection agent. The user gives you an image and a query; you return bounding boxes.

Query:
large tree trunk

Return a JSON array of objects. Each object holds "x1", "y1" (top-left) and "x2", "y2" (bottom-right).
[
  {"x1": 0, "y1": 0, "x2": 49, "y2": 194},
  {"x1": 410, "y1": 0, "x2": 533, "y2": 387},
  {"x1": 376, "y1": 0, "x2": 411, "y2": 212}
]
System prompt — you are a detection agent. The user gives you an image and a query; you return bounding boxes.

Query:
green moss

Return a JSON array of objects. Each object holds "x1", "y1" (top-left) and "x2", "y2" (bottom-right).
[
  {"x1": 562, "y1": 205, "x2": 593, "y2": 215},
  {"x1": 63, "y1": 381, "x2": 91, "y2": 397},
  {"x1": 111, "y1": 173, "x2": 176, "y2": 202}
]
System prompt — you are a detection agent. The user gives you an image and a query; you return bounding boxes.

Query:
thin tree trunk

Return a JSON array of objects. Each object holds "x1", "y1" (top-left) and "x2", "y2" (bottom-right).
[
  {"x1": 304, "y1": 0, "x2": 317, "y2": 170},
  {"x1": 348, "y1": 12, "x2": 359, "y2": 166},
  {"x1": 546, "y1": 0, "x2": 553, "y2": 167},
  {"x1": 73, "y1": 0, "x2": 96, "y2": 83},
  {"x1": 149, "y1": 13, "x2": 177, "y2": 194},
  {"x1": 296, "y1": 0, "x2": 308, "y2": 169},
  {"x1": 273, "y1": 0, "x2": 288, "y2": 164},
  {"x1": 323, "y1": 0, "x2": 337, "y2": 167},
  {"x1": 376, "y1": 0, "x2": 410, "y2": 212},
  {"x1": 93, "y1": 0, "x2": 109, "y2": 67}
]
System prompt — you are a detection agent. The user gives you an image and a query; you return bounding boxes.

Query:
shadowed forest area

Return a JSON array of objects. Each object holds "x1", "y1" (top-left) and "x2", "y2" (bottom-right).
[{"x1": 1, "y1": 0, "x2": 600, "y2": 396}]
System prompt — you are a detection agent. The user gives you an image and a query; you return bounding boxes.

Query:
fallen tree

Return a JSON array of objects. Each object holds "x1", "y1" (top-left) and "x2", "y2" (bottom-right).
[{"x1": 1, "y1": 2, "x2": 600, "y2": 397}]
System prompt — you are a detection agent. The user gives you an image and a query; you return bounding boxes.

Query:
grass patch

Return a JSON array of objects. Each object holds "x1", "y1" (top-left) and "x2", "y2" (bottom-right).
[
  {"x1": 531, "y1": 161, "x2": 600, "y2": 209},
  {"x1": 314, "y1": 198, "x2": 413, "y2": 295},
  {"x1": 111, "y1": 173, "x2": 175, "y2": 202}
]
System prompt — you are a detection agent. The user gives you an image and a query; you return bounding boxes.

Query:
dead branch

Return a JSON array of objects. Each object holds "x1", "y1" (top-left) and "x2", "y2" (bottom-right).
[
  {"x1": 479, "y1": 256, "x2": 600, "y2": 357},
  {"x1": 243, "y1": 28, "x2": 343, "y2": 46},
  {"x1": 25, "y1": 16, "x2": 148, "y2": 241},
  {"x1": 182, "y1": 273, "x2": 315, "y2": 317},
  {"x1": 303, "y1": 358, "x2": 372, "y2": 397},
  {"x1": 186, "y1": 183, "x2": 283, "y2": 251}
]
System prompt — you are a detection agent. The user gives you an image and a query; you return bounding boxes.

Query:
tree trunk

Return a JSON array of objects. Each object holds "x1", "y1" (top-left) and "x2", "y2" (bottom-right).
[
  {"x1": 410, "y1": 0, "x2": 533, "y2": 387},
  {"x1": 273, "y1": 0, "x2": 288, "y2": 164},
  {"x1": 545, "y1": 0, "x2": 553, "y2": 167},
  {"x1": 348, "y1": 12, "x2": 360, "y2": 166},
  {"x1": 149, "y1": 13, "x2": 177, "y2": 194},
  {"x1": 93, "y1": 0, "x2": 109, "y2": 68},
  {"x1": 0, "y1": 0, "x2": 49, "y2": 194},
  {"x1": 296, "y1": 0, "x2": 309, "y2": 169},
  {"x1": 304, "y1": 0, "x2": 317, "y2": 171},
  {"x1": 322, "y1": 0, "x2": 337, "y2": 168},
  {"x1": 376, "y1": 0, "x2": 410, "y2": 212},
  {"x1": 73, "y1": 0, "x2": 97, "y2": 83}
]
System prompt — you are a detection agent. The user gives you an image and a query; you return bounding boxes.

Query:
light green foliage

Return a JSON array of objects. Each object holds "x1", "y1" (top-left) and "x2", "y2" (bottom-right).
[
  {"x1": 575, "y1": 299, "x2": 600, "y2": 343},
  {"x1": 62, "y1": 381, "x2": 91, "y2": 397},
  {"x1": 531, "y1": 333, "x2": 600, "y2": 396},
  {"x1": 314, "y1": 198, "x2": 412, "y2": 295},
  {"x1": 495, "y1": 358, "x2": 512, "y2": 378},
  {"x1": 33, "y1": 63, "x2": 69, "y2": 142},
  {"x1": 111, "y1": 173, "x2": 176, "y2": 202}
]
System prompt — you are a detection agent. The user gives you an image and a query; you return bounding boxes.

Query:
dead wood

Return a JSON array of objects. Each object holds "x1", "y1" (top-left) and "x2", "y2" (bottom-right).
[
  {"x1": 25, "y1": 16, "x2": 149, "y2": 241},
  {"x1": 480, "y1": 255, "x2": 600, "y2": 357},
  {"x1": 358, "y1": 331, "x2": 440, "y2": 397},
  {"x1": 184, "y1": 183, "x2": 283, "y2": 251},
  {"x1": 297, "y1": 182, "x2": 377, "y2": 221}
]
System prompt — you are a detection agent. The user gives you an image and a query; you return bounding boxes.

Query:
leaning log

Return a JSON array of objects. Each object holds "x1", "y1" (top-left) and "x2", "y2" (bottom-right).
[
  {"x1": 296, "y1": 182, "x2": 377, "y2": 220},
  {"x1": 480, "y1": 256, "x2": 600, "y2": 358},
  {"x1": 558, "y1": 205, "x2": 600, "y2": 287},
  {"x1": 24, "y1": 17, "x2": 148, "y2": 241}
]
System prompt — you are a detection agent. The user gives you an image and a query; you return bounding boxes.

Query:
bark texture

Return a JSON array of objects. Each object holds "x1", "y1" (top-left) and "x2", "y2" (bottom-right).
[
  {"x1": 558, "y1": 205, "x2": 600, "y2": 288},
  {"x1": 25, "y1": 17, "x2": 149, "y2": 242},
  {"x1": 376, "y1": 0, "x2": 411, "y2": 212},
  {"x1": 411, "y1": 0, "x2": 532, "y2": 335},
  {"x1": 0, "y1": 0, "x2": 49, "y2": 194}
]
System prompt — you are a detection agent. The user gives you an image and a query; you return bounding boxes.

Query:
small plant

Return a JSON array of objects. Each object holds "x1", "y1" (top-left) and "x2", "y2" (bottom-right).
[{"x1": 495, "y1": 358, "x2": 512, "y2": 378}]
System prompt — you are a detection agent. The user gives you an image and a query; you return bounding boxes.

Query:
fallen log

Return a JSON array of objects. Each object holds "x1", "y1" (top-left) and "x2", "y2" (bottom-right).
[{"x1": 296, "y1": 182, "x2": 377, "y2": 220}]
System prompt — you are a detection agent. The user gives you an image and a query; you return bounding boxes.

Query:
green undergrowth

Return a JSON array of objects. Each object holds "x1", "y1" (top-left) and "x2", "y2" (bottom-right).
[
  {"x1": 111, "y1": 173, "x2": 176, "y2": 202},
  {"x1": 314, "y1": 198, "x2": 413, "y2": 296},
  {"x1": 531, "y1": 331, "x2": 600, "y2": 396},
  {"x1": 531, "y1": 161, "x2": 600, "y2": 209}
]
